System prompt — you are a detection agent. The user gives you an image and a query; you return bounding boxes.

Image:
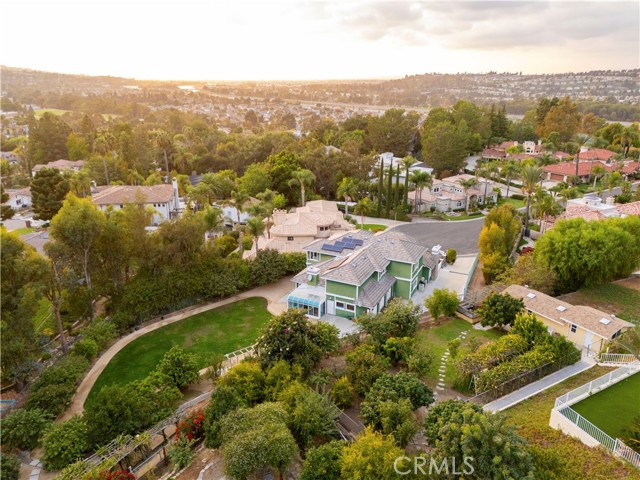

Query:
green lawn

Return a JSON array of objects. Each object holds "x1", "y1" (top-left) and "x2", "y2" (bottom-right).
[
  {"x1": 34, "y1": 108, "x2": 70, "y2": 118},
  {"x1": 499, "y1": 197, "x2": 526, "y2": 208},
  {"x1": 14, "y1": 227, "x2": 35, "y2": 235},
  {"x1": 559, "y1": 283, "x2": 640, "y2": 325},
  {"x1": 356, "y1": 223, "x2": 387, "y2": 232},
  {"x1": 445, "y1": 212, "x2": 485, "y2": 221},
  {"x1": 414, "y1": 318, "x2": 502, "y2": 386},
  {"x1": 504, "y1": 366, "x2": 640, "y2": 480},
  {"x1": 86, "y1": 297, "x2": 272, "y2": 406},
  {"x1": 571, "y1": 372, "x2": 640, "y2": 440},
  {"x1": 33, "y1": 298, "x2": 52, "y2": 334}
]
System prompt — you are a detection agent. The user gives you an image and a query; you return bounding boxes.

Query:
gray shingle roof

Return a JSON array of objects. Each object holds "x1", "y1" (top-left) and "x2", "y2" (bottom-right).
[{"x1": 357, "y1": 274, "x2": 396, "y2": 309}]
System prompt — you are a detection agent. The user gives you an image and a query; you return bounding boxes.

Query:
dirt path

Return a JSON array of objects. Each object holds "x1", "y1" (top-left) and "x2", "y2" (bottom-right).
[{"x1": 61, "y1": 277, "x2": 293, "y2": 420}]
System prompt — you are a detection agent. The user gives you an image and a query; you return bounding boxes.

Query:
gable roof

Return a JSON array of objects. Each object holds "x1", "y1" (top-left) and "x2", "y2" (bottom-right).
[
  {"x1": 91, "y1": 184, "x2": 174, "y2": 205},
  {"x1": 502, "y1": 284, "x2": 633, "y2": 339},
  {"x1": 32, "y1": 159, "x2": 86, "y2": 172}
]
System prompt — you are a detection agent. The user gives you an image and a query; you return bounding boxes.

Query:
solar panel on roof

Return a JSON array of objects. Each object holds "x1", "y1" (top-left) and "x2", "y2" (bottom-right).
[{"x1": 353, "y1": 239, "x2": 364, "y2": 246}]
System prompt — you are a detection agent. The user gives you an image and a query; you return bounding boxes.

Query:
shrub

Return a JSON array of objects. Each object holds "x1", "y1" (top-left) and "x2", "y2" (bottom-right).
[
  {"x1": 445, "y1": 248, "x2": 457, "y2": 264},
  {"x1": 82, "y1": 318, "x2": 117, "y2": 350},
  {"x1": 42, "y1": 416, "x2": 89, "y2": 471},
  {"x1": 423, "y1": 399, "x2": 482, "y2": 444},
  {"x1": 155, "y1": 346, "x2": 199, "y2": 388},
  {"x1": 72, "y1": 338, "x2": 99, "y2": 360},
  {"x1": 407, "y1": 349, "x2": 435, "y2": 379},
  {"x1": 282, "y1": 251, "x2": 306, "y2": 273},
  {"x1": 300, "y1": 440, "x2": 346, "y2": 480},
  {"x1": 339, "y1": 428, "x2": 405, "y2": 479},
  {"x1": 511, "y1": 193, "x2": 525, "y2": 200},
  {"x1": 218, "y1": 361, "x2": 265, "y2": 405},
  {"x1": 330, "y1": 376, "x2": 355, "y2": 409},
  {"x1": 382, "y1": 336, "x2": 414, "y2": 365},
  {"x1": 358, "y1": 299, "x2": 420, "y2": 345},
  {"x1": 478, "y1": 292, "x2": 525, "y2": 328},
  {"x1": 424, "y1": 288, "x2": 460, "y2": 320},
  {"x1": 378, "y1": 398, "x2": 419, "y2": 447},
  {"x1": 167, "y1": 437, "x2": 195, "y2": 471},
  {"x1": 250, "y1": 249, "x2": 287, "y2": 286},
  {"x1": 175, "y1": 409, "x2": 205, "y2": 443},
  {"x1": 0, "y1": 452, "x2": 20, "y2": 480},
  {"x1": 345, "y1": 345, "x2": 390, "y2": 396},
  {"x1": 203, "y1": 385, "x2": 246, "y2": 448},
  {"x1": 1, "y1": 407, "x2": 52, "y2": 450}
]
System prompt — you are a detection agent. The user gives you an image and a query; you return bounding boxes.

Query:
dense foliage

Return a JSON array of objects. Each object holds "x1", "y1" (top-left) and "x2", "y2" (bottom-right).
[
  {"x1": 478, "y1": 292, "x2": 525, "y2": 328},
  {"x1": 345, "y1": 344, "x2": 391, "y2": 396},
  {"x1": 41, "y1": 416, "x2": 89, "y2": 471},
  {"x1": 358, "y1": 298, "x2": 420, "y2": 344},
  {"x1": 424, "y1": 288, "x2": 460, "y2": 320},
  {"x1": 0, "y1": 407, "x2": 52, "y2": 450},
  {"x1": 299, "y1": 440, "x2": 346, "y2": 480}
]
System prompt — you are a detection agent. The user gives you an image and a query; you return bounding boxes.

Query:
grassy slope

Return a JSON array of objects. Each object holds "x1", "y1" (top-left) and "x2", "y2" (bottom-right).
[
  {"x1": 504, "y1": 366, "x2": 640, "y2": 480},
  {"x1": 415, "y1": 318, "x2": 503, "y2": 387},
  {"x1": 559, "y1": 283, "x2": 640, "y2": 325},
  {"x1": 86, "y1": 297, "x2": 272, "y2": 406},
  {"x1": 572, "y1": 372, "x2": 640, "y2": 439}
]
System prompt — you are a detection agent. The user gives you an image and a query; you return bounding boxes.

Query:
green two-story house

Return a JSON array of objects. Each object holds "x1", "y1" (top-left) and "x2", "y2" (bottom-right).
[{"x1": 287, "y1": 230, "x2": 440, "y2": 319}]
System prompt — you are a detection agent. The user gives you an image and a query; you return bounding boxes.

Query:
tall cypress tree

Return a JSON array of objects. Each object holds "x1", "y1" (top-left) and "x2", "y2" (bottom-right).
[
  {"x1": 377, "y1": 159, "x2": 384, "y2": 217},
  {"x1": 394, "y1": 166, "x2": 400, "y2": 218},
  {"x1": 385, "y1": 163, "x2": 393, "y2": 219}
]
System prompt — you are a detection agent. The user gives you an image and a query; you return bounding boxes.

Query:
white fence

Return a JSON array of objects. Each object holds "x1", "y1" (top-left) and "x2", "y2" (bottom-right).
[
  {"x1": 552, "y1": 366, "x2": 640, "y2": 469},
  {"x1": 598, "y1": 353, "x2": 640, "y2": 365}
]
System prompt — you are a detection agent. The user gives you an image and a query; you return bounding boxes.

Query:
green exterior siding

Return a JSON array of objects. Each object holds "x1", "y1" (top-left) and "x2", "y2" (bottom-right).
[
  {"x1": 326, "y1": 280, "x2": 357, "y2": 300},
  {"x1": 395, "y1": 279, "x2": 411, "y2": 299},
  {"x1": 387, "y1": 261, "x2": 411, "y2": 279}
]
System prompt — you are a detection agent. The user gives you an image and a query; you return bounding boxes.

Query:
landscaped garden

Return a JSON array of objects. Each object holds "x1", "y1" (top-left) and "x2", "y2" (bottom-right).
[
  {"x1": 356, "y1": 223, "x2": 387, "y2": 232},
  {"x1": 571, "y1": 372, "x2": 640, "y2": 440},
  {"x1": 86, "y1": 297, "x2": 272, "y2": 406},
  {"x1": 504, "y1": 366, "x2": 640, "y2": 480}
]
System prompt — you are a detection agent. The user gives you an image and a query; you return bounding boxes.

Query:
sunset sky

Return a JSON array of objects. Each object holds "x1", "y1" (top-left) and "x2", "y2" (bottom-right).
[{"x1": 3, "y1": 1, "x2": 639, "y2": 81}]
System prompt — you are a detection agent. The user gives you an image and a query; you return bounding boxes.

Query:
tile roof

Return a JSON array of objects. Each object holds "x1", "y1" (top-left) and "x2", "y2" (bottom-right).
[
  {"x1": 91, "y1": 184, "x2": 174, "y2": 205},
  {"x1": 357, "y1": 274, "x2": 396, "y2": 309},
  {"x1": 577, "y1": 149, "x2": 617, "y2": 161},
  {"x1": 503, "y1": 285, "x2": 633, "y2": 339},
  {"x1": 33, "y1": 159, "x2": 86, "y2": 171},
  {"x1": 614, "y1": 201, "x2": 640, "y2": 216}
]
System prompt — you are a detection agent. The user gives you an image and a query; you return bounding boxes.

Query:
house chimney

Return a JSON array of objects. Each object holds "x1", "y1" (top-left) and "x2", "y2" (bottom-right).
[
  {"x1": 605, "y1": 196, "x2": 615, "y2": 205},
  {"x1": 90, "y1": 180, "x2": 97, "y2": 194},
  {"x1": 172, "y1": 177, "x2": 179, "y2": 206}
]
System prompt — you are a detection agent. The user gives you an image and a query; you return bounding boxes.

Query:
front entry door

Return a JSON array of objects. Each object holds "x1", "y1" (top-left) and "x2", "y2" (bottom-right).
[{"x1": 327, "y1": 299, "x2": 335, "y2": 315}]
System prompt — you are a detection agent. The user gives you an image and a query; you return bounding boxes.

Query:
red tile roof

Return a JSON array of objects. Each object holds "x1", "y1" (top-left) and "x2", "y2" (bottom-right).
[
  {"x1": 577, "y1": 149, "x2": 617, "y2": 161},
  {"x1": 544, "y1": 161, "x2": 601, "y2": 177}
]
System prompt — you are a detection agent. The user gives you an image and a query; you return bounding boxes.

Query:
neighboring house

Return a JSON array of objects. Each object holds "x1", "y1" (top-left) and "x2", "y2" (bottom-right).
[
  {"x1": 5, "y1": 187, "x2": 32, "y2": 209},
  {"x1": 543, "y1": 160, "x2": 640, "y2": 183},
  {"x1": 91, "y1": 178, "x2": 180, "y2": 225},
  {"x1": 503, "y1": 285, "x2": 633, "y2": 354},
  {"x1": 542, "y1": 195, "x2": 640, "y2": 229},
  {"x1": 0, "y1": 151, "x2": 20, "y2": 165},
  {"x1": 407, "y1": 173, "x2": 497, "y2": 213},
  {"x1": 245, "y1": 200, "x2": 354, "y2": 259},
  {"x1": 374, "y1": 152, "x2": 434, "y2": 183},
  {"x1": 288, "y1": 230, "x2": 440, "y2": 319},
  {"x1": 32, "y1": 159, "x2": 86, "y2": 176},
  {"x1": 577, "y1": 148, "x2": 617, "y2": 162}
]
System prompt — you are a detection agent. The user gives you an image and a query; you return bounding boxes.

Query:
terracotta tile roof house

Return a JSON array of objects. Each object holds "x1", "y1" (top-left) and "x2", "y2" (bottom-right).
[
  {"x1": 503, "y1": 284, "x2": 633, "y2": 353},
  {"x1": 408, "y1": 174, "x2": 496, "y2": 213},
  {"x1": 577, "y1": 148, "x2": 617, "y2": 162},
  {"x1": 288, "y1": 230, "x2": 441, "y2": 319},
  {"x1": 244, "y1": 200, "x2": 354, "y2": 259},
  {"x1": 91, "y1": 180, "x2": 180, "y2": 225},
  {"x1": 481, "y1": 148, "x2": 507, "y2": 160},
  {"x1": 543, "y1": 195, "x2": 640, "y2": 229},
  {"x1": 32, "y1": 159, "x2": 86, "y2": 176},
  {"x1": 544, "y1": 160, "x2": 640, "y2": 183}
]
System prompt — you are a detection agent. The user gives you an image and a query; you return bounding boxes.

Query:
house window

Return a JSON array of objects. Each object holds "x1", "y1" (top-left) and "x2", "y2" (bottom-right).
[
  {"x1": 346, "y1": 304, "x2": 355, "y2": 312},
  {"x1": 612, "y1": 329, "x2": 621, "y2": 339},
  {"x1": 336, "y1": 301, "x2": 345, "y2": 309},
  {"x1": 287, "y1": 236, "x2": 294, "y2": 241},
  {"x1": 308, "y1": 252, "x2": 319, "y2": 260},
  {"x1": 319, "y1": 226, "x2": 329, "y2": 231},
  {"x1": 570, "y1": 324, "x2": 577, "y2": 333}
]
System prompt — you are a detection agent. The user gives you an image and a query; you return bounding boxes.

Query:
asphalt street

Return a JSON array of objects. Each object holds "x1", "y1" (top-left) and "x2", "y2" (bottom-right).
[{"x1": 393, "y1": 217, "x2": 484, "y2": 255}]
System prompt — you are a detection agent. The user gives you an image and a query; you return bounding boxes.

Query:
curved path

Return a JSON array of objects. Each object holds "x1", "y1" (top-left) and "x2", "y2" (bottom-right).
[{"x1": 61, "y1": 277, "x2": 293, "y2": 420}]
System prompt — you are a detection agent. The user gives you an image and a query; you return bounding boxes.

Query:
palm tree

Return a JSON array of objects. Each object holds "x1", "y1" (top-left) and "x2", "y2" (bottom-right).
[
  {"x1": 409, "y1": 171, "x2": 433, "y2": 214},
  {"x1": 501, "y1": 161, "x2": 520, "y2": 199},
  {"x1": 479, "y1": 162, "x2": 499, "y2": 204},
  {"x1": 201, "y1": 206, "x2": 223, "y2": 242},
  {"x1": 246, "y1": 216, "x2": 266, "y2": 255},
  {"x1": 354, "y1": 197, "x2": 372, "y2": 227},
  {"x1": 520, "y1": 165, "x2": 544, "y2": 234},
  {"x1": 536, "y1": 153, "x2": 555, "y2": 167},
  {"x1": 572, "y1": 133, "x2": 593, "y2": 178},
  {"x1": 590, "y1": 163, "x2": 606, "y2": 188},
  {"x1": 603, "y1": 171, "x2": 622, "y2": 199},
  {"x1": 557, "y1": 186, "x2": 579, "y2": 206},
  {"x1": 93, "y1": 131, "x2": 116, "y2": 185},
  {"x1": 152, "y1": 129, "x2": 173, "y2": 183},
  {"x1": 400, "y1": 155, "x2": 415, "y2": 211},
  {"x1": 532, "y1": 191, "x2": 562, "y2": 233},
  {"x1": 459, "y1": 177, "x2": 479, "y2": 214},
  {"x1": 69, "y1": 170, "x2": 92, "y2": 197},
  {"x1": 228, "y1": 190, "x2": 249, "y2": 255},
  {"x1": 256, "y1": 189, "x2": 277, "y2": 239},
  {"x1": 614, "y1": 125, "x2": 640, "y2": 158},
  {"x1": 288, "y1": 169, "x2": 315, "y2": 207},
  {"x1": 336, "y1": 177, "x2": 357, "y2": 216}
]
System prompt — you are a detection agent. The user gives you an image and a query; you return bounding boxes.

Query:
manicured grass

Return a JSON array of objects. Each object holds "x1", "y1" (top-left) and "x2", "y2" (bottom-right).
[
  {"x1": 559, "y1": 283, "x2": 640, "y2": 325},
  {"x1": 14, "y1": 227, "x2": 35, "y2": 235},
  {"x1": 86, "y1": 297, "x2": 272, "y2": 406},
  {"x1": 445, "y1": 212, "x2": 485, "y2": 221},
  {"x1": 499, "y1": 197, "x2": 525, "y2": 208},
  {"x1": 357, "y1": 223, "x2": 387, "y2": 232},
  {"x1": 504, "y1": 366, "x2": 640, "y2": 480},
  {"x1": 34, "y1": 108, "x2": 70, "y2": 118},
  {"x1": 414, "y1": 318, "x2": 502, "y2": 385},
  {"x1": 33, "y1": 298, "x2": 52, "y2": 333},
  {"x1": 572, "y1": 372, "x2": 640, "y2": 440}
]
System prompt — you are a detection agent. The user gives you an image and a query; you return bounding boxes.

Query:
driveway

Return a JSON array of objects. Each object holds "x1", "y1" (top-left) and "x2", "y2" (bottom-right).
[{"x1": 392, "y1": 217, "x2": 484, "y2": 255}]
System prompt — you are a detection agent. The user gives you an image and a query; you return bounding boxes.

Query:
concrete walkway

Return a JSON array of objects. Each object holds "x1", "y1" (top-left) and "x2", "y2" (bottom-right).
[
  {"x1": 483, "y1": 358, "x2": 596, "y2": 413},
  {"x1": 61, "y1": 277, "x2": 293, "y2": 420}
]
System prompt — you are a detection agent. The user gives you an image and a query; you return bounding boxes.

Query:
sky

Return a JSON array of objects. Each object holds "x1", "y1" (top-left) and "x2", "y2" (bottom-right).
[{"x1": 2, "y1": 0, "x2": 639, "y2": 81}]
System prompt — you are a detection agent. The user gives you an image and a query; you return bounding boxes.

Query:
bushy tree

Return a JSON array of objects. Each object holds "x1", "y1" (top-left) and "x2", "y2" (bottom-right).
[
  {"x1": 31, "y1": 168, "x2": 71, "y2": 220},
  {"x1": 424, "y1": 288, "x2": 460, "y2": 320},
  {"x1": 339, "y1": 428, "x2": 406, "y2": 480},
  {"x1": 423, "y1": 399, "x2": 482, "y2": 444},
  {"x1": 511, "y1": 312, "x2": 548, "y2": 346},
  {"x1": 378, "y1": 398, "x2": 419, "y2": 447},
  {"x1": 359, "y1": 298, "x2": 420, "y2": 344},
  {"x1": 71, "y1": 338, "x2": 99, "y2": 360},
  {"x1": 203, "y1": 385, "x2": 246, "y2": 448},
  {"x1": 250, "y1": 248, "x2": 287, "y2": 286},
  {"x1": 345, "y1": 344, "x2": 390, "y2": 396},
  {"x1": 0, "y1": 452, "x2": 20, "y2": 480},
  {"x1": 218, "y1": 361, "x2": 266, "y2": 405},
  {"x1": 1, "y1": 408, "x2": 52, "y2": 450},
  {"x1": 435, "y1": 408, "x2": 535, "y2": 480},
  {"x1": 256, "y1": 309, "x2": 338, "y2": 372},
  {"x1": 496, "y1": 253, "x2": 556, "y2": 295},
  {"x1": 81, "y1": 317, "x2": 117, "y2": 350},
  {"x1": 42, "y1": 416, "x2": 89, "y2": 471},
  {"x1": 264, "y1": 360, "x2": 300, "y2": 400},
  {"x1": 360, "y1": 372, "x2": 434, "y2": 431},
  {"x1": 155, "y1": 345, "x2": 199, "y2": 388},
  {"x1": 167, "y1": 437, "x2": 195, "y2": 471},
  {"x1": 300, "y1": 440, "x2": 346, "y2": 480},
  {"x1": 330, "y1": 376, "x2": 355, "y2": 409},
  {"x1": 478, "y1": 292, "x2": 525, "y2": 329}
]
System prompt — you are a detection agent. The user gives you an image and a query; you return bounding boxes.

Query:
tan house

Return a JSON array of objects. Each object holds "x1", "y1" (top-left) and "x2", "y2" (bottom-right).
[
  {"x1": 244, "y1": 200, "x2": 355, "y2": 259},
  {"x1": 32, "y1": 159, "x2": 86, "y2": 177},
  {"x1": 408, "y1": 174, "x2": 497, "y2": 213},
  {"x1": 91, "y1": 178, "x2": 180, "y2": 225},
  {"x1": 503, "y1": 285, "x2": 633, "y2": 354}
]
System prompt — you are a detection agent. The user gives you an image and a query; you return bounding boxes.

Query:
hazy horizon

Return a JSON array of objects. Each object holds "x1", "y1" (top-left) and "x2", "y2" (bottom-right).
[{"x1": 3, "y1": 1, "x2": 639, "y2": 82}]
